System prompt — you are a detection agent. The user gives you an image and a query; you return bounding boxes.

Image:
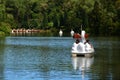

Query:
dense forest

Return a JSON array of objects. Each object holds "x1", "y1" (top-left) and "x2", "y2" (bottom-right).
[{"x1": 0, "y1": 0, "x2": 120, "y2": 36}]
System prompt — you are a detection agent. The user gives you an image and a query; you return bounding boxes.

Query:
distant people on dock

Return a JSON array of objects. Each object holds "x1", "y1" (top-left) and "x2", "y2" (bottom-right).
[{"x1": 11, "y1": 29, "x2": 41, "y2": 33}]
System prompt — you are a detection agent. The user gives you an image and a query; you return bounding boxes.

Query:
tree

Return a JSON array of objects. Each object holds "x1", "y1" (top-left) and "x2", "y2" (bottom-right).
[
  {"x1": 0, "y1": 0, "x2": 119, "y2": 36},
  {"x1": 0, "y1": 0, "x2": 6, "y2": 21}
]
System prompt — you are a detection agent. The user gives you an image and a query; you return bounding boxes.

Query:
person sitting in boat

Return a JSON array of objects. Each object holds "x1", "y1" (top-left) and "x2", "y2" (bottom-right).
[
  {"x1": 85, "y1": 33, "x2": 89, "y2": 39},
  {"x1": 73, "y1": 33, "x2": 81, "y2": 39},
  {"x1": 75, "y1": 39, "x2": 80, "y2": 44},
  {"x1": 84, "y1": 40, "x2": 93, "y2": 51},
  {"x1": 84, "y1": 39, "x2": 89, "y2": 44},
  {"x1": 73, "y1": 33, "x2": 81, "y2": 44}
]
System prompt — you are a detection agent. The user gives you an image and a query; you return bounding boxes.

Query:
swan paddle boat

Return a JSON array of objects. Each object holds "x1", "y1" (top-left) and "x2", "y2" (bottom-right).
[{"x1": 71, "y1": 30, "x2": 95, "y2": 57}]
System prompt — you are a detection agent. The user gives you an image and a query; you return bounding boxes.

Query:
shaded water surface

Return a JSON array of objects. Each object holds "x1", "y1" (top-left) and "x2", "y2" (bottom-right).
[{"x1": 0, "y1": 37, "x2": 120, "y2": 80}]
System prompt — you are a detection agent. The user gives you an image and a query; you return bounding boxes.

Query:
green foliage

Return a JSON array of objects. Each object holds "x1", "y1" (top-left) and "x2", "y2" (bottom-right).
[
  {"x1": 0, "y1": 0, "x2": 119, "y2": 36},
  {"x1": 0, "y1": 31, "x2": 5, "y2": 37},
  {"x1": 0, "y1": 22, "x2": 11, "y2": 36}
]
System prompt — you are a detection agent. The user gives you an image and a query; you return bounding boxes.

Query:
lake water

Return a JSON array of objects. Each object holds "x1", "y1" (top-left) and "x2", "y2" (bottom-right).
[{"x1": 0, "y1": 36, "x2": 120, "y2": 80}]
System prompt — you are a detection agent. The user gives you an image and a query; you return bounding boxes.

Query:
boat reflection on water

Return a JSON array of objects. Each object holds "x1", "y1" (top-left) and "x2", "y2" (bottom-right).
[
  {"x1": 72, "y1": 56, "x2": 94, "y2": 71},
  {"x1": 72, "y1": 56, "x2": 94, "y2": 79}
]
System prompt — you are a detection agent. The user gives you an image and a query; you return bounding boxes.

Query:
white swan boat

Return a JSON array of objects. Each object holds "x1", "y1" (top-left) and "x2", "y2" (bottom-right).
[{"x1": 71, "y1": 30, "x2": 95, "y2": 57}]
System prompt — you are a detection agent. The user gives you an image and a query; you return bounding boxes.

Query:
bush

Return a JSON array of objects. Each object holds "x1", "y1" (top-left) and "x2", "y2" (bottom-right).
[
  {"x1": 0, "y1": 22, "x2": 11, "y2": 36},
  {"x1": 0, "y1": 31, "x2": 5, "y2": 37}
]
